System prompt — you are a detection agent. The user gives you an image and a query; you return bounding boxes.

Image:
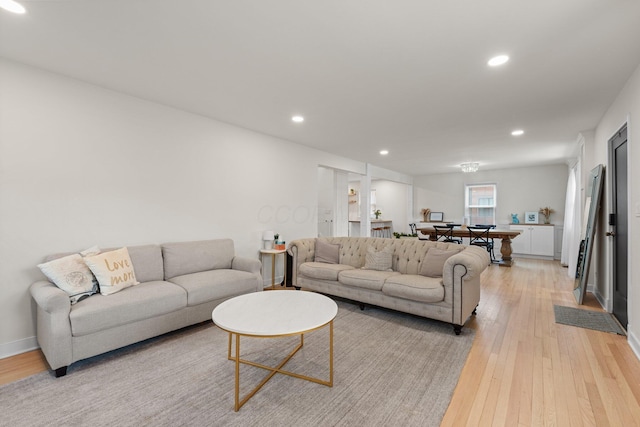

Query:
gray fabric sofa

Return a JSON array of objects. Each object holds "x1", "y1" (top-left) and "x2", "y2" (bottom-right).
[
  {"x1": 30, "y1": 239, "x2": 262, "y2": 377},
  {"x1": 288, "y1": 237, "x2": 489, "y2": 334}
]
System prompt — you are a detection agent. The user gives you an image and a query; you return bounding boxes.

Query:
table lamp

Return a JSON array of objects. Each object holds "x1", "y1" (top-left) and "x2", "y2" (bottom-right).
[{"x1": 262, "y1": 230, "x2": 275, "y2": 249}]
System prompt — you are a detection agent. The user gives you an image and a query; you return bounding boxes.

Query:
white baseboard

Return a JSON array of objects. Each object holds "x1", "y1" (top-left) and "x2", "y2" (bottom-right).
[
  {"x1": 589, "y1": 288, "x2": 639, "y2": 362},
  {"x1": 0, "y1": 336, "x2": 39, "y2": 360},
  {"x1": 628, "y1": 329, "x2": 640, "y2": 362},
  {"x1": 511, "y1": 254, "x2": 554, "y2": 261},
  {"x1": 589, "y1": 286, "x2": 611, "y2": 311}
]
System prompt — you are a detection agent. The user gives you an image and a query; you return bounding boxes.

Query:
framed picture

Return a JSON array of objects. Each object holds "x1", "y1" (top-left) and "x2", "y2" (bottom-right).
[
  {"x1": 525, "y1": 211, "x2": 539, "y2": 224},
  {"x1": 429, "y1": 212, "x2": 444, "y2": 222}
]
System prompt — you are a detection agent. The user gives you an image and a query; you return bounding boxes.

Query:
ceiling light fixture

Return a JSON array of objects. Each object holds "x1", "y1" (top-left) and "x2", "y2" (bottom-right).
[
  {"x1": 488, "y1": 55, "x2": 509, "y2": 67},
  {"x1": 461, "y1": 162, "x2": 479, "y2": 173},
  {"x1": 291, "y1": 115, "x2": 304, "y2": 123},
  {"x1": 379, "y1": 150, "x2": 389, "y2": 155},
  {"x1": 511, "y1": 129, "x2": 524, "y2": 136},
  {"x1": 0, "y1": 0, "x2": 26, "y2": 14}
]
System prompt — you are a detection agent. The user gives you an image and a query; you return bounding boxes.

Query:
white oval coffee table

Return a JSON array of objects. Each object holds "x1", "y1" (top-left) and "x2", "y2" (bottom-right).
[{"x1": 212, "y1": 290, "x2": 338, "y2": 411}]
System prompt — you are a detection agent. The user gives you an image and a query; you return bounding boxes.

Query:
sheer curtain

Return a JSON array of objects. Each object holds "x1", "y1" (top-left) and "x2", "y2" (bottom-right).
[{"x1": 561, "y1": 160, "x2": 581, "y2": 277}]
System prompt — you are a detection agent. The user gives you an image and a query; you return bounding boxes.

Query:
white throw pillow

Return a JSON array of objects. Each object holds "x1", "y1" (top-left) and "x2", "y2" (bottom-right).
[
  {"x1": 84, "y1": 247, "x2": 139, "y2": 295},
  {"x1": 38, "y1": 254, "x2": 99, "y2": 304}
]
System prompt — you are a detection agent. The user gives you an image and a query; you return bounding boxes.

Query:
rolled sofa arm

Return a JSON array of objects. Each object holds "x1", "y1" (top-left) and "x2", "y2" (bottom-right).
[
  {"x1": 232, "y1": 256, "x2": 263, "y2": 291},
  {"x1": 442, "y1": 245, "x2": 489, "y2": 326},
  {"x1": 444, "y1": 245, "x2": 490, "y2": 284},
  {"x1": 29, "y1": 281, "x2": 73, "y2": 371},
  {"x1": 287, "y1": 238, "x2": 317, "y2": 288},
  {"x1": 30, "y1": 280, "x2": 71, "y2": 314},
  {"x1": 232, "y1": 256, "x2": 261, "y2": 275}
]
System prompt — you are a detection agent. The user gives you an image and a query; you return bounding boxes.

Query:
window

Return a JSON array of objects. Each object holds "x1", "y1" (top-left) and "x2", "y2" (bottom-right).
[{"x1": 465, "y1": 184, "x2": 496, "y2": 225}]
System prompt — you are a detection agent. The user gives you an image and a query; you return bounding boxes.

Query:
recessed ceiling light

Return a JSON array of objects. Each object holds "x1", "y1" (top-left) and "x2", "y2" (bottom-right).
[
  {"x1": 511, "y1": 129, "x2": 524, "y2": 136},
  {"x1": 291, "y1": 115, "x2": 304, "y2": 123},
  {"x1": 0, "y1": 0, "x2": 26, "y2": 14},
  {"x1": 488, "y1": 55, "x2": 509, "y2": 67},
  {"x1": 379, "y1": 150, "x2": 389, "y2": 155}
]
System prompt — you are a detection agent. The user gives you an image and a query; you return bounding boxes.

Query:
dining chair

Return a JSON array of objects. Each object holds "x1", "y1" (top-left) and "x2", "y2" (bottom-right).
[
  {"x1": 433, "y1": 224, "x2": 462, "y2": 244},
  {"x1": 409, "y1": 223, "x2": 417, "y2": 234},
  {"x1": 468, "y1": 225, "x2": 496, "y2": 262}
]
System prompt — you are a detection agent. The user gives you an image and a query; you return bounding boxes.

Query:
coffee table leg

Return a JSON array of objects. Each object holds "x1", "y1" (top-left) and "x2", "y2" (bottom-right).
[
  {"x1": 234, "y1": 333, "x2": 240, "y2": 411},
  {"x1": 228, "y1": 322, "x2": 333, "y2": 411},
  {"x1": 329, "y1": 320, "x2": 334, "y2": 386}
]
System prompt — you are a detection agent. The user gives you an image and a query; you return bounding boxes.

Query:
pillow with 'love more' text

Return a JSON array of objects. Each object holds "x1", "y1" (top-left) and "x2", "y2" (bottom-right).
[{"x1": 84, "y1": 247, "x2": 139, "y2": 295}]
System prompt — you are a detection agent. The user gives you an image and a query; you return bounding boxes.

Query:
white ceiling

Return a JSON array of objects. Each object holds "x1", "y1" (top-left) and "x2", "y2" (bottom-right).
[{"x1": 2, "y1": 0, "x2": 640, "y2": 175}]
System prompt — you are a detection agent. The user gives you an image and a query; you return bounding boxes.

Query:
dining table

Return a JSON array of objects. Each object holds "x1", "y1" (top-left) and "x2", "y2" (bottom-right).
[{"x1": 416, "y1": 226, "x2": 522, "y2": 267}]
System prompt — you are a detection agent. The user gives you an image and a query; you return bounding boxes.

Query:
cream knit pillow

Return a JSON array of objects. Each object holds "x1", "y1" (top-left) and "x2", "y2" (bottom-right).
[{"x1": 363, "y1": 246, "x2": 393, "y2": 271}]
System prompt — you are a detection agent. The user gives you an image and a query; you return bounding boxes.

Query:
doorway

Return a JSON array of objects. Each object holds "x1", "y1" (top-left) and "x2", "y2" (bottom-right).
[
  {"x1": 317, "y1": 166, "x2": 350, "y2": 237},
  {"x1": 610, "y1": 125, "x2": 628, "y2": 328}
]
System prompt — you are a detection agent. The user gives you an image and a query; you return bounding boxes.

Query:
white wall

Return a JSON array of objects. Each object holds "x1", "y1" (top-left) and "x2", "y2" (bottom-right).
[
  {"x1": 590, "y1": 60, "x2": 640, "y2": 357},
  {"x1": 334, "y1": 171, "x2": 350, "y2": 237},
  {"x1": 0, "y1": 59, "x2": 366, "y2": 357},
  {"x1": 413, "y1": 164, "x2": 569, "y2": 226},
  {"x1": 371, "y1": 179, "x2": 410, "y2": 234}
]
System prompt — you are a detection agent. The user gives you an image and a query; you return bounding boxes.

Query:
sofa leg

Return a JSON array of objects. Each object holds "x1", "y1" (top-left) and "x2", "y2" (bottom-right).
[
  {"x1": 472, "y1": 306, "x2": 478, "y2": 316},
  {"x1": 54, "y1": 366, "x2": 68, "y2": 377},
  {"x1": 453, "y1": 325, "x2": 462, "y2": 335},
  {"x1": 294, "y1": 286, "x2": 301, "y2": 290},
  {"x1": 359, "y1": 303, "x2": 365, "y2": 311}
]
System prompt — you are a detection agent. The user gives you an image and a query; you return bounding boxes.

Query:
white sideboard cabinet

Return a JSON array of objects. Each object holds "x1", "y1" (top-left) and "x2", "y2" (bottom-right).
[{"x1": 510, "y1": 224, "x2": 554, "y2": 258}]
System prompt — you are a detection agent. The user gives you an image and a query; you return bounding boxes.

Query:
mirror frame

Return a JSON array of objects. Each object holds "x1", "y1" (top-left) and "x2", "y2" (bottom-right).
[{"x1": 574, "y1": 164, "x2": 605, "y2": 304}]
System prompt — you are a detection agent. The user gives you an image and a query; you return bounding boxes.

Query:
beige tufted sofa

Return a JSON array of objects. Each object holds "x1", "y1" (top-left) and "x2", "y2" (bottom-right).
[{"x1": 288, "y1": 237, "x2": 490, "y2": 334}]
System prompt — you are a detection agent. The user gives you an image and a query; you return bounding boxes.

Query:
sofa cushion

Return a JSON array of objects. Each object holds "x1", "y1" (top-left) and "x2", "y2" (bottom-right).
[
  {"x1": 169, "y1": 269, "x2": 258, "y2": 306},
  {"x1": 382, "y1": 275, "x2": 445, "y2": 303},
  {"x1": 162, "y1": 239, "x2": 235, "y2": 279},
  {"x1": 338, "y1": 269, "x2": 401, "y2": 291},
  {"x1": 127, "y1": 244, "x2": 164, "y2": 283},
  {"x1": 314, "y1": 239, "x2": 340, "y2": 264},
  {"x1": 419, "y1": 247, "x2": 462, "y2": 278},
  {"x1": 84, "y1": 247, "x2": 140, "y2": 295},
  {"x1": 363, "y1": 246, "x2": 393, "y2": 271},
  {"x1": 69, "y1": 281, "x2": 187, "y2": 337},
  {"x1": 299, "y1": 262, "x2": 355, "y2": 281}
]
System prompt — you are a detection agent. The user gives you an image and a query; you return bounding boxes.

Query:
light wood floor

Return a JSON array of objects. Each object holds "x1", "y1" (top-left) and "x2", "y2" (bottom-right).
[
  {"x1": 442, "y1": 258, "x2": 640, "y2": 426},
  {"x1": 2, "y1": 259, "x2": 640, "y2": 425}
]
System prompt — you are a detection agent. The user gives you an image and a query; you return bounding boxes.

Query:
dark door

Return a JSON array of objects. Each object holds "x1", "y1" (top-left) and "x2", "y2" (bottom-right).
[{"x1": 611, "y1": 125, "x2": 628, "y2": 328}]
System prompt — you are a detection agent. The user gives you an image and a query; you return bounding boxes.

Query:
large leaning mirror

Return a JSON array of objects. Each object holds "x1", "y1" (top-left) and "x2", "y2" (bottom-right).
[{"x1": 574, "y1": 164, "x2": 604, "y2": 304}]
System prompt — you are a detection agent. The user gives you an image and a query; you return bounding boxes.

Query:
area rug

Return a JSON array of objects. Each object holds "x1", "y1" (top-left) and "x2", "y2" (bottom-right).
[
  {"x1": 0, "y1": 300, "x2": 474, "y2": 427},
  {"x1": 554, "y1": 305, "x2": 625, "y2": 335}
]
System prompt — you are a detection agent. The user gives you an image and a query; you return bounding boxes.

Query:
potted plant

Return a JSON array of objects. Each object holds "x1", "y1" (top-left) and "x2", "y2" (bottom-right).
[
  {"x1": 393, "y1": 232, "x2": 418, "y2": 239},
  {"x1": 538, "y1": 207, "x2": 555, "y2": 224},
  {"x1": 373, "y1": 209, "x2": 382, "y2": 219}
]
